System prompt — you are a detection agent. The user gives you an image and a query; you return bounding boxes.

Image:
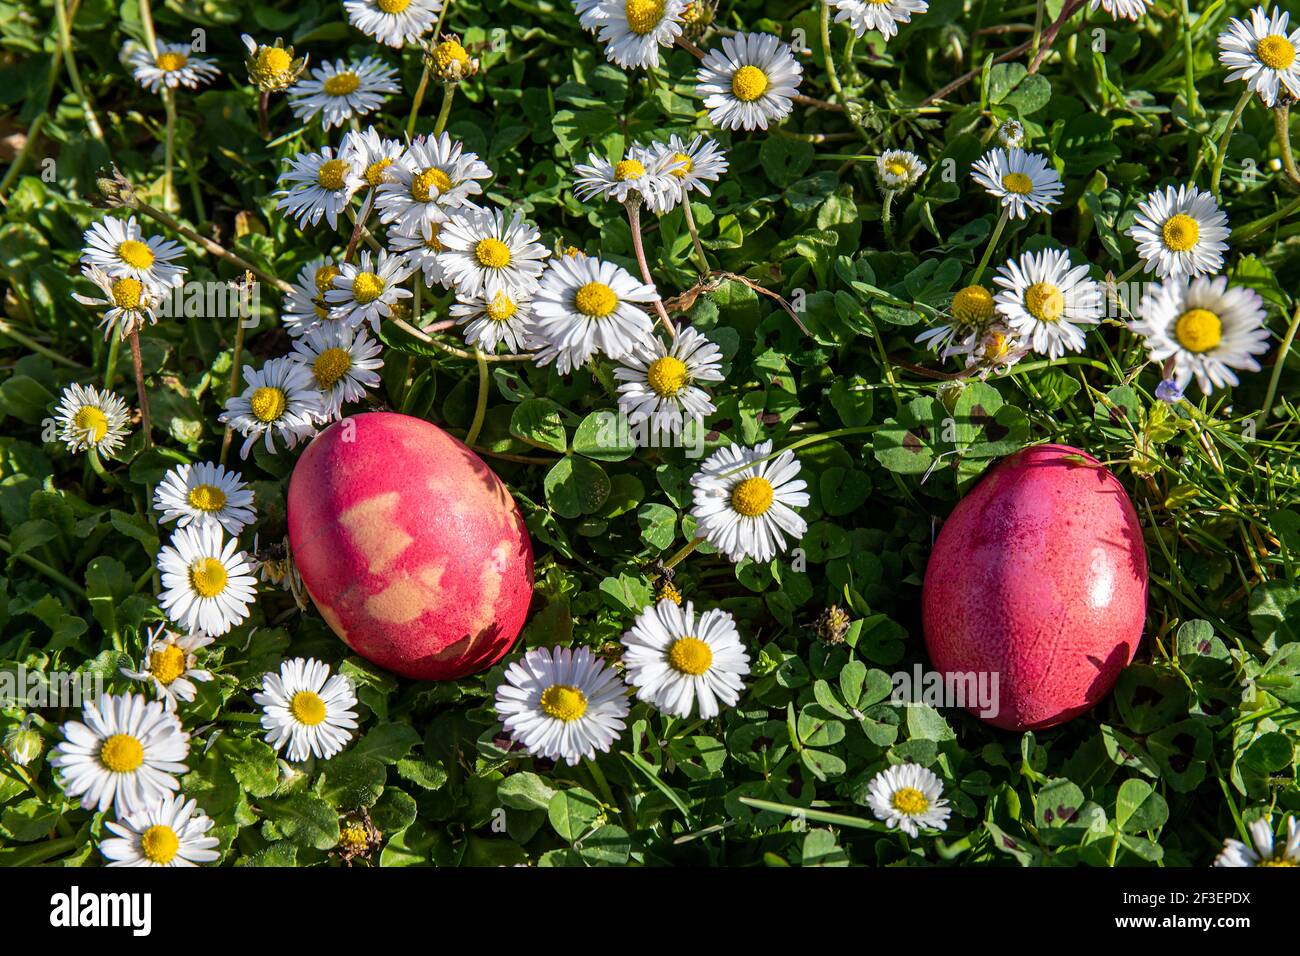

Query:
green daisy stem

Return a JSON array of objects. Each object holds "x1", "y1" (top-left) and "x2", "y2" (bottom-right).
[
  {"x1": 584, "y1": 756, "x2": 618, "y2": 811},
  {"x1": 87, "y1": 446, "x2": 115, "y2": 485},
  {"x1": 219, "y1": 313, "x2": 248, "y2": 466},
  {"x1": 970, "y1": 209, "x2": 1009, "y2": 284},
  {"x1": 1179, "y1": 0, "x2": 1199, "y2": 119},
  {"x1": 881, "y1": 189, "x2": 897, "y2": 247},
  {"x1": 1230, "y1": 193, "x2": 1300, "y2": 243},
  {"x1": 663, "y1": 535, "x2": 703, "y2": 571},
  {"x1": 161, "y1": 89, "x2": 178, "y2": 213},
  {"x1": 53, "y1": 0, "x2": 106, "y2": 147},
  {"x1": 1259, "y1": 300, "x2": 1300, "y2": 426},
  {"x1": 625, "y1": 199, "x2": 677, "y2": 338},
  {"x1": 0, "y1": 538, "x2": 87, "y2": 597},
  {"x1": 103, "y1": 330, "x2": 121, "y2": 389},
  {"x1": 431, "y1": 83, "x2": 457, "y2": 138},
  {"x1": 1211, "y1": 89, "x2": 1254, "y2": 198},
  {"x1": 406, "y1": 63, "x2": 432, "y2": 139},
  {"x1": 1272, "y1": 102, "x2": 1300, "y2": 189},
  {"x1": 0, "y1": 317, "x2": 80, "y2": 367},
  {"x1": 466, "y1": 348, "x2": 489, "y2": 447},
  {"x1": 0, "y1": 112, "x2": 46, "y2": 199},
  {"x1": 128, "y1": 328, "x2": 152, "y2": 448},
  {"x1": 819, "y1": 0, "x2": 843, "y2": 97},
  {"x1": 1029, "y1": 0, "x2": 1046, "y2": 61},
  {"x1": 345, "y1": 189, "x2": 377, "y2": 264},
  {"x1": 680, "y1": 198, "x2": 711, "y2": 275}
]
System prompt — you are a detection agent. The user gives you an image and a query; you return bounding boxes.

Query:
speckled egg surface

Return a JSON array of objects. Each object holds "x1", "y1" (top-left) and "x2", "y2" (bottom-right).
[
  {"x1": 921, "y1": 444, "x2": 1148, "y2": 730},
  {"x1": 287, "y1": 412, "x2": 534, "y2": 680}
]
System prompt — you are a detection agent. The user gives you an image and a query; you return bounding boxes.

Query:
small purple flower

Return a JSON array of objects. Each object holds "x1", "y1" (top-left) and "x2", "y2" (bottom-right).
[{"x1": 1155, "y1": 379, "x2": 1183, "y2": 403}]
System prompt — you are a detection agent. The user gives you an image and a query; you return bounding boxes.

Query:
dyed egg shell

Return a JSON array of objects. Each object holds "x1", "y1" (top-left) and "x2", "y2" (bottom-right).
[
  {"x1": 921, "y1": 444, "x2": 1147, "y2": 731},
  {"x1": 287, "y1": 412, "x2": 534, "y2": 680}
]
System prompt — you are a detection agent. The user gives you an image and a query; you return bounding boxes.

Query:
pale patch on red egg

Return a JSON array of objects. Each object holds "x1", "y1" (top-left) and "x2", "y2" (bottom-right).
[{"x1": 338, "y1": 491, "x2": 414, "y2": 575}]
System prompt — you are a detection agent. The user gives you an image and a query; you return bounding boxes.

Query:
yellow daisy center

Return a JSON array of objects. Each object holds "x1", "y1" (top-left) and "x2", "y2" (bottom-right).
[
  {"x1": 290, "y1": 690, "x2": 327, "y2": 726},
  {"x1": 313, "y1": 347, "x2": 353, "y2": 389},
  {"x1": 314, "y1": 264, "x2": 341, "y2": 296},
  {"x1": 424, "y1": 222, "x2": 445, "y2": 250},
  {"x1": 434, "y1": 40, "x2": 470, "y2": 70},
  {"x1": 1256, "y1": 34, "x2": 1297, "y2": 70},
  {"x1": 625, "y1": 0, "x2": 665, "y2": 34},
  {"x1": 614, "y1": 158, "x2": 646, "y2": 181},
  {"x1": 891, "y1": 786, "x2": 930, "y2": 815},
  {"x1": 539, "y1": 684, "x2": 588, "y2": 722},
  {"x1": 317, "y1": 158, "x2": 350, "y2": 191},
  {"x1": 351, "y1": 271, "x2": 385, "y2": 305},
  {"x1": 574, "y1": 281, "x2": 618, "y2": 317},
  {"x1": 1258, "y1": 858, "x2": 1298, "y2": 867},
  {"x1": 110, "y1": 277, "x2": 144, "y2": 309},
  {"x1": 149, "y1": 644, "x2": 188, "y2": 686},
  {"x1": 411, "y1": 167, "x2": 453, "y2": 202},
  {"x1": 485, "y1": 292, "x2": 517, "y2": 321},
  {"x1": 670, "y1": 152, "x2": 693, "y2": 178},
  {"x1": 155, "y1": 51, "x2": 188, "y2": 72},
  {"x1": 323, "y1": 72, "x2": 361, "y2": 96},
  {"x1": 885, "y1": 160, "x2": 910, "y2": 179},
  {"x1": 339, "y1": 821, "x2": 370, "y2": 848},
  {"x1": 1161, "y1": 213, "x2": 1200, "y2": 252},
  {"x1": 377, "y1": 0, "x2": 411, "y2": 12},
  {"x1": 1024, "y1": 282, "x2": 1065, "y2": 322},
  {"x1": 249, "y1": 385, "x2": 287, "y2": 423},
  {"x1": 667, "y1": 636, "x2": 713, "y2": 675},
  {"x1": 73, "y1": 406, "x2": 108, "y2": 443},
  {"x1": 656, "y1": 581, "x2": 683, "y2": 605},
  {"x1": 646, "y1": 355, "x2": 689, "y2": 397},
  {"x1": 1001, "y1": 172, "x2": 1034, "y2": 195},
  {"x1": 189, "y1": 557, "x2": 228, "y2": 599},
  {"x1": 117, "y1": 239, "x2": 155, "y2": 270},
  {"x1": 99, "y1": 734, "x2": 144, "y2": 773},
  {"x1": 188, "y1": 483, "x2": 227, "y2": 512},
  {"x1": 952, "y1": 284, "x2": 994, "y2": 326},
  {"x1": 140, "y1": 825, "x2": 180, "y2": 864},
  {"x1": 364, "y1": 158, "x2": 394, "y2": 187},
  {"x1": 730, "y1": 476, "x2": 774, "y2": 517},
  {"x1": 258, "y1": 46, "x2": 292, "y2": 77},
  {"x1": 731, "y1": 65, "x2": 769, "y2": 102},
  {"x1": 474, "y1": 237, "x2": 512, "y2": 269},
  {"x1": 1174, "y1": 308, "x2": 1223, "y2": 353}
]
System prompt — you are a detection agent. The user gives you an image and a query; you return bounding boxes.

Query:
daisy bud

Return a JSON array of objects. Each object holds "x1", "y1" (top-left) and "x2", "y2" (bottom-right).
[
  {"x1": 94, "y1": 166, "x2": 137, "y2": 209},
  {"x1": 427, "y1": 35, "x2": 479, "y2": 84},
  {"x1": 997, "y1": 119, "x2": 1025, "y2": 148},
  {"x1": 681, "y1": 0, "x2": 717, "y2": 36},
  {"x1": 654, "y1": 578, "x2": 684, "y2": 606},
  {"x1": 3, "y1": 719, "x2": 43, "y2": 766},
  {"x1": 813, "y1": 605, "x2": 852, "y2": 645},
  {"x1": 243, "y1": 35, "x2": 309, "y2": 93}
]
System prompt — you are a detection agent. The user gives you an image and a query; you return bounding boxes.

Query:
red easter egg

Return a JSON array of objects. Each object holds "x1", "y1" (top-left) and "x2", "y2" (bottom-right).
[
  {"x1": 287, "y1": 412, "x2": 534, "y2": 680},
  {"x1": 921, "y1": 444, "x2": 1147, "y2": 731}
]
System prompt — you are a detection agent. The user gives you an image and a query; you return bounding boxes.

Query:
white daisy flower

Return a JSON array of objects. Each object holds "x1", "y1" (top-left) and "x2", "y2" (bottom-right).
[
  {"x1": 81, "y1": 215, "x2": 186, "y2": 288},
  {"x1": 375, "y1": 132, "x2": 492, "y2": 232},
  {"x1": 614, "y1": 326, "x2": 723, "y2": 437},
  {"x1": 646, "y1": 134, "x2": 729, "y2": 201},
  {"x1": 125, "y1": 41, "x2": 220, "y2": 93},
  {"x1": 992, "y1": 248, "x2": 1104, "y2": 360},
  {"x1": 957, "y1": 323, "x2": 1032, "y2": 376},
  {"x1": 574, "y1": 146, "x2": 683, "y2": 214},
  {"x1": 530, "y1": 255, "x2": 658, "y2": 374},
  {"x1": 253, "y1": 657, "x2": 359, "y2": 762},
  {"x1": 1126, "y1": 184, "x2": 1230, "y2": 281},
  {"x1": 153, "y1": 461, "x2": 256, "y2": 534},
  {"x1": 437, "y1": 207, "x2": 549, "y2": 299},
  {"x1": 593, "y1": 0, "x2": 685, "y2": 70},
  {"x1": 1215, "y1": 815, "x2": 1300, "y2": 867},
  {"x1": 54, "y1": 383, "x2": 131, "y2": 457},
  {"x1": 1131, "y1": 275, "x2": 1271, "y2": 395},
  {"x1": 572, "y1": 0, "x2": 607, "y2": 30},
  {"x1": 450, "y1": 290, "x2": 538, "y2": 353},
  {"x1": 219, "y1": 356, "x2": 322, "y2": 459},
  {"x1": 251, "y1": 533, "x2": 309, "y2": 612},
  {"x1": 344, "y1": 0, "x2": 442, "y2": 48},
  {"x1": 996, "y1": 118, "x2": 1025, "y2": 148},
  {"x1": 864, "y1": 763, "x2": 952, "y2": 837},
  {"x1": 50, "y1": 692, "x2": 189, "y2": 816},
  {"x1": 121, "y1": 625, "x2": 215, "y2": 712},
  {"x1": 876, "y1": 149, "x2": 927, "y2": 190},
  {"x1": 282, "y1": 258, "x2": 343, "y2": 338},
  {"x1": 387, "y1": 219, "x2": 450, "y2": 287},
  {"x1": 696, "y1": 32, "x2": 803, "y2": 131},
  {"x1": 1090, "y1": 0, "x2": 1150, "y2": 21},
  {"x1": 916, "y1": 283, "x2": 996, "y2": 355},
  {"x1": 494, "y1": 645, "x2": 630, "y2": 766},
  {"x1": 342, "y1": 126, "x2": 407, "y2": 189},
  {"x1": 689, "y1": 440, "x2": 809, "y2": 564},
  {"x1": 324, "y1": 250, "x2": 416, "y2": 332},
  {"x1": 73, "y1": 263, "x2": 163, "y2": 341},
  {"x1": 621, "y1": 599, "x2": 750, "y2": 718},
  {"x1": 289, "y1": 323, "x2": 385, "y2": 419},
  {"x1": 289, "y1": 57, "x2": 401, "y2": 131},
  {"x1": 275, "y1": 147, "x2": 364, "y2": 231},
  {"x1": 827, "y1": 0, "x2": 929, "y2": 41},
  {"x1": 157, "y1": 523, "x2": 258, "y2": 636},
  {"x1": 100, "y1": 793, "x2": 220, "y2": 867},
  {"x1": 1218, "y1": 5, "x2": 1300, "y2": 107},
  {"x1": 970, "y1": 147, "x2": 1064, "y2": 219}
]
